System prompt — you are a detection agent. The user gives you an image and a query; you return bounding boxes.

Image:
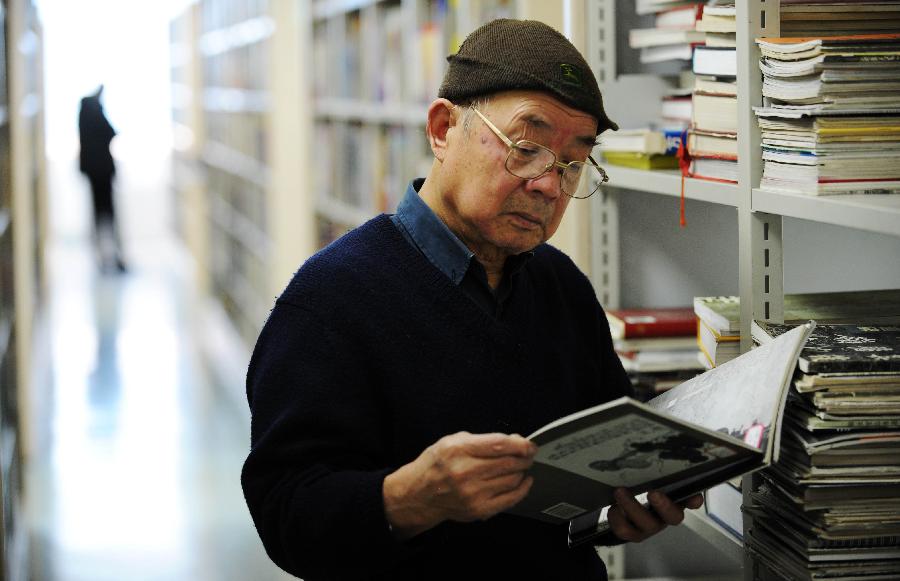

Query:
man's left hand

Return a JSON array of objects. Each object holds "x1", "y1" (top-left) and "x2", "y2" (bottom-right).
[{"x1": 607, "y1": 488, "x2": 704, "y2": 543}]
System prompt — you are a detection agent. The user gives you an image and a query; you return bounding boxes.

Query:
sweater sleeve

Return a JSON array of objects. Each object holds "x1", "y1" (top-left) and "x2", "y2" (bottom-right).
[{"x1": 241, "y1": 300, "x2": 410, "y2": 579}]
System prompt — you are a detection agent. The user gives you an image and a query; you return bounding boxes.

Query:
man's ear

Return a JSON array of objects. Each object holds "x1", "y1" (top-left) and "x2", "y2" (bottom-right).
[{"x1": 426, "y1": 98, "x2": 456, "y2": 162}]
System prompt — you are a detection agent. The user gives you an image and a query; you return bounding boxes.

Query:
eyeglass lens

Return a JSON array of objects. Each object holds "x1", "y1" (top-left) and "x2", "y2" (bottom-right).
[{"x1": 507, "y1": 142, "x2": 603, "y2": 198}]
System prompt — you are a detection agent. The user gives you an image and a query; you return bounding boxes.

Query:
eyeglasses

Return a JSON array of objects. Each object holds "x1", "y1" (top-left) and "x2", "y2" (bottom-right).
[{"x1": 471, "y1": 107, "x2": 608, "y2": 199}]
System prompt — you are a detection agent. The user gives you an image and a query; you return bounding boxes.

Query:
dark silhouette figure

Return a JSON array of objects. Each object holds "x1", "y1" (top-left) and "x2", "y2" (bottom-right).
[{"x1": 79, "y1": 85, "x2": 126, "y2": 273}]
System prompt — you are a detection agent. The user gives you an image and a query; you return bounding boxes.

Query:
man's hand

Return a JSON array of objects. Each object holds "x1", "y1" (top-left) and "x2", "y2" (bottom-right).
[
  {"x1": 608, "y1": 488, "x2": 704, "y2": 543},
  {"x1": 382, "y1": 432, "x2": 537, "y2": 539}
]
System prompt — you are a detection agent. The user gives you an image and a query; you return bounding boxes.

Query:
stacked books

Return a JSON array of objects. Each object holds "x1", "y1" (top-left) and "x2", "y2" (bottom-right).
[
  {"x1": 747, "y1": 321, "x2": 900, "y2": 580},
  {"x1": 598, "y1": 128, "x2": 682, "y2": 169},
  {"x1": 629, "y1": 2, "x2": 706, "y2": 64},
  {"x1": 693, "y1": 295, "x2": 741, "y2": 368},
  {"x1": 695, "y1": 0, "x2": 736, "y2": 47},
  {"x1": 754, "y1": 33, "x2": 900, "y2": 195},
  {"x1": 686, "y1": 0, "x2": 737, "y2": 182},
  {"x1": 606, "y1": 306, "x2": 703, "y2": 399},
  {"x1": 693, "y1": 289, "x2": 900, "y2": 367},
  {"x1": 780, "y1": 1, "x2": 900, "y2": 37}
]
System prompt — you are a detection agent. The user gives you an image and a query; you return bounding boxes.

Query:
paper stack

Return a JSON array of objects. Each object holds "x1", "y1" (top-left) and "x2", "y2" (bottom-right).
[
  {"x1": 754, "y1": 33, "x2": 900, "y2": 195},
  {"x1": 687, "y1": 1, "x2": 738, "y2": 182},
  {"x1": 747, "y1": 321, "x2": 900, "y2": 581},
  {"x1": 629, "y1": 2, "x2": 706, "y2": 64},
  {"x1": 780, "y1": 1, "x2": 900, "y2": 37},
  {"x1": 605, "y1": 306, "x2": 704, "y2": 399}
]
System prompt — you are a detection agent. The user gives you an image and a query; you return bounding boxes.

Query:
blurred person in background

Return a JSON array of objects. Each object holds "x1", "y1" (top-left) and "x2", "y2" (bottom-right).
[{"x1": 79, "y1": 84, "x2": 127, "y2": 273}]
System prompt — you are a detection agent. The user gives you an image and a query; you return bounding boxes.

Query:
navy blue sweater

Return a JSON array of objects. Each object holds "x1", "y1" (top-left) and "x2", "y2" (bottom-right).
[{"x1": 242, "y1": 215, "x2": 632, "y2": 580}]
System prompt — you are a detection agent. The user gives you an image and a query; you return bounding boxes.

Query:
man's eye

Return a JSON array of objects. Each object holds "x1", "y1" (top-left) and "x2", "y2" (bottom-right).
[{"x1": 514, "y1": 144, "x2": 541, "y2": 158}]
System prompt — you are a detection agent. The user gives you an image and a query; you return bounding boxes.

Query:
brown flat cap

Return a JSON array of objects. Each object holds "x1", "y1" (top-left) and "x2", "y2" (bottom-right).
[{"x1": 438, "y1": 19, "x2": 618, "y2": 134}]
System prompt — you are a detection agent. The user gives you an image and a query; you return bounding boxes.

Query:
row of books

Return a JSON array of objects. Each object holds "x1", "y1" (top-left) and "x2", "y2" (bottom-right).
[
  {"x1": 204, "y1": 110, "x2": 268, "y2": 166},
  {"x1": 605, "y1": 306, "x2": 703, "y2": 400},
  {"x1": 628, "y1": 1, "x2": 735, "y2": 65},
  {"x1": 312, "y1": 1, "x2": 457, "y2": 104},
  {"x1": 754, "y1": 32, "x2": 900, "y2": 196},
  {"x1": 201, "y1": 0, "x2": 270, "y2": 34},
  {"x1": 202, "y1": 40, "x2": 269, "y2": 92},
  {"x1": 613, "y1": 1, "x2": 738, "y2": 177},
  {"x1": 746, "y1": 319, "x2": 900, "y2": 580},
  {"x1": 313, "y1": 121, "x2": 432, "y2": 244},
  {"x1": 779, "y1": 0, "x2": 900, "y2": 37}
]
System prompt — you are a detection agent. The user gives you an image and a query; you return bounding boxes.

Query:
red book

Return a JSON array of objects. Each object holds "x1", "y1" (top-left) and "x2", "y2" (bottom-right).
[{"x1": 606, "y1": 307, "x2": 698, "y2": 339}]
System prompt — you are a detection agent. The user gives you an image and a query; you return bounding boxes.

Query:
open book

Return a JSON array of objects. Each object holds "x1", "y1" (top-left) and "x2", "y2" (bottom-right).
[{"x1": 506, "y1": 322, "x2": 815, "y2": 546}]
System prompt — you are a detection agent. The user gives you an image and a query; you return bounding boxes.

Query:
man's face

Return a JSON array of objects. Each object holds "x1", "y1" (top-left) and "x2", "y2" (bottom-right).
[{"x1": 435, "y1": 91, "x2": 599, "y2": 260}]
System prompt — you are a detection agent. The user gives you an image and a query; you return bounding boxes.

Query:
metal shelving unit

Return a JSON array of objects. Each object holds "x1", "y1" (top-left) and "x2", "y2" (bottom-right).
[
  {"x1": 586, "y1": 0, "x2": 900, "y2": 578},
  {"x1": 606, "y1": 167, "x2": 740, "y2": 207}
]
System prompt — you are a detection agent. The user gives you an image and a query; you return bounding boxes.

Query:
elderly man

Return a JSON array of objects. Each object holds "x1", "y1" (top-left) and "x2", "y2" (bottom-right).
[{"x1": 242, "y1": 18, "x2": 702, "y2": 581}]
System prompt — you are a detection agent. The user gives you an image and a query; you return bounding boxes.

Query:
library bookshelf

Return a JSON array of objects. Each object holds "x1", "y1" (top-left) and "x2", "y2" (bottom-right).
[
  {"x1": 310, "y1": 0, "x2": 516, "y2": 246},
  {"x1": 1, "y1": 0, "x2": 47, "y2": 578},
  {"x1": 587, "y1": 0, "x2": 900, "y2": 579}
]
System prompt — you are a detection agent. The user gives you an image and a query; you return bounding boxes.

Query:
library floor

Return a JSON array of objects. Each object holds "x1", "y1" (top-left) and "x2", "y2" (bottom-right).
[{"x1": 24, "y1": 161, "x2": 294, "y2": 581}]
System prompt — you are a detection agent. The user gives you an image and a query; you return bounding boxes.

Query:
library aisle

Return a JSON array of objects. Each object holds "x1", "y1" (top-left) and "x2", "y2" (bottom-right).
[{"x1": 23, "y1": 159, "x2": 292, "y2": 581}]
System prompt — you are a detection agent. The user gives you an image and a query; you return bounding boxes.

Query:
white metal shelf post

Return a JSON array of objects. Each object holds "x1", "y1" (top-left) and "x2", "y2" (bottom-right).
[
  {"x1": 737, "y1": 2, "x2": 780, "y2": 581},
  {"x1": 587, "y1": 0, "x2": 620, "y2": 309},
  {"x1": 737, "y1": 0, "x2": 780, "y2": 352}
]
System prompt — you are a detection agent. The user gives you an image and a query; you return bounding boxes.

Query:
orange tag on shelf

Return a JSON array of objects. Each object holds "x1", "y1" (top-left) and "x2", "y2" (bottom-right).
[{"x1": 676, "y1": 129, "x2": 691, "y2": 228}]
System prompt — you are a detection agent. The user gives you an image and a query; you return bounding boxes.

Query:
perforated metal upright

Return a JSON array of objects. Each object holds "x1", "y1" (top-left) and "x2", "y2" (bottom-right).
[
  {"x1": 586, "y1": 0, "x2": 619, "y2": 309},
  {"x1": 737, "y1": 2, "x2": 783, "y2": 580}
]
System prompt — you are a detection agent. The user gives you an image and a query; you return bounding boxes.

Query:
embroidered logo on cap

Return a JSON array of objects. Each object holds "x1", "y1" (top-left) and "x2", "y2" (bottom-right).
[{"x1": 559, "y1": 63, "x2": 583, "y2": 87}]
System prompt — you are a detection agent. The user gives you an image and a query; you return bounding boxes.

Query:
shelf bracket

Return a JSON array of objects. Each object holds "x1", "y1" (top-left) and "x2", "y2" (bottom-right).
[
  {"x1": 752, "y1": 212, "x2": 784, "y2": 324},
  {"x1": 591, "y1": 187, "x2": 620, "y2": 309}
]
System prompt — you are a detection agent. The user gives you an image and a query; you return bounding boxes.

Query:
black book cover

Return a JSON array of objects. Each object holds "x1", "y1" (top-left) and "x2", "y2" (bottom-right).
[{"x1": 754, "y1": 322, "x2": 900, "y2": 374}]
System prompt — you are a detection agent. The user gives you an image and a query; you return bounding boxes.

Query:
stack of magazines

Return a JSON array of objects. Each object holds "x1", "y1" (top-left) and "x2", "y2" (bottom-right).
[
  {"x1": 754, "y1": 33, "x2": 900, "y2": 195},
  {"x1": 747, "y1": 321, "x2": 900, "y2": 580},
  {"x1": 779, "y1": 1, "x2": 900, "y2": 37}
]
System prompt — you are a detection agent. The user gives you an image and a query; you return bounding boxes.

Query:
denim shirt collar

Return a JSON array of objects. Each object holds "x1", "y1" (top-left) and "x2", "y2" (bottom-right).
[
  {"x1": 394, "y1": 179, "x2": 475, "y2": 285},
  {"x1": 394, "y1": 179, "x2": 535, "y2": 288}
]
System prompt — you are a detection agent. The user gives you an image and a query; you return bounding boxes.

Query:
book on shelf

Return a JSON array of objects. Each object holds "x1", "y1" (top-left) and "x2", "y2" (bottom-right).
[
  {"x1": 629, "y1": 18, "x2": 705, "y2": 64},
  {"x1": 692, "y1": 45, "x2": 736, "y2": 77},
  {"x1": 687, "y1": 129, "x2": 737, "y2": 158},
  {"x1": 504, "y1": 323, "x2": 814, "y2": 548},
  {"x1": 654, "y1": 2, "x2": 704, "y2": 30},
  {"x1": 614, "y1": 335, "x2": 698, "y2": 353},
  {"x1": 697, "y1": 317, "x2": 740, "y2": 369},
  {"x1": 752, "y1": 321, "x2": 900, "y2": 374},
  {"x1": 662, "y1": 95, "x2": 693, "y2": 126},
  {"x1": 636, "y1": 0, "x2": 704, "y2": 16},
  {"x1": 694, "y1": 75, "x2": 736, "y2": 96},
  {"x1": 694, "y1": 288, "x2": 900, "y2": 337},
  {"x1": 618, "y1": 348, "x2": 705, "y2": 374},
  {"x1": 639, "y1": 43, "x2": 696, "y2": 64},
  {"x1": 780, "y1": 2, "x2": 900, "y2": 37},
  {"x1": 598, "y1": 128, "x2": 670, "y2": 155},
  {"x1": 602, "y1": 151, "x2": 680, "y2": 170},
  {"x1": 689, "y1": 156, "x2": 738, "y2": 183},
  {"x1": 629, "y1": 27, "x2": 706, "y2": 49},
  {"x1": 694, "y1": 3, "x2": 736, "y2": 34},
  {"x1": 692, "y1": 92, "x2": 738, "y2": 133},
  {"x1": 606, "y1": 307, "x2": 698, "y2": 339}
]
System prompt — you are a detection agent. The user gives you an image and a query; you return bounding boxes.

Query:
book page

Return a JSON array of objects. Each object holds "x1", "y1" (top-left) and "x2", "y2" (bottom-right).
[
  {"x1": 533, "y1": 411, "x2": 740, "y2": 488},
  {"x1": 646, "y1": 323, "x2": 813, "y2": 456}
]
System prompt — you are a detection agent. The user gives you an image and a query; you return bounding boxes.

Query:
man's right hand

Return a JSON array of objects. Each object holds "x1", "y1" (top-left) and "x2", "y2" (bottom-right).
[{"x1": 382, "y1": 431, "x2": 537, "y2": 540}]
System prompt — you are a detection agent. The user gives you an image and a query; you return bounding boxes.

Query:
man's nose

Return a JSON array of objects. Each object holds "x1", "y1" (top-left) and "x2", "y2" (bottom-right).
[{"x1": 524, "y1": 169, "x2": 563, "y2": 200}]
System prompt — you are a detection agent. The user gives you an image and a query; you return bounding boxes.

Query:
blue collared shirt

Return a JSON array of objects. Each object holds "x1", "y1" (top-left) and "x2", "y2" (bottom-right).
[{"x1": 390, "y1": 179, "x2": 533, "y2": 318}]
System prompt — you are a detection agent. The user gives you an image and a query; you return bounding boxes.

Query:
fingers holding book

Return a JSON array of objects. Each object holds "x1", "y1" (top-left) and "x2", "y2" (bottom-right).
[{"x1": 608, "y1": 488, "x2": 704, "y2": 543}]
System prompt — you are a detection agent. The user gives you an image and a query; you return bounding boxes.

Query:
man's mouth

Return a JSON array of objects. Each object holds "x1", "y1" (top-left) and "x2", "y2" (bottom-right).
[{"x1": 508, "y1": 212, "x2": 544, "y2": 229}]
